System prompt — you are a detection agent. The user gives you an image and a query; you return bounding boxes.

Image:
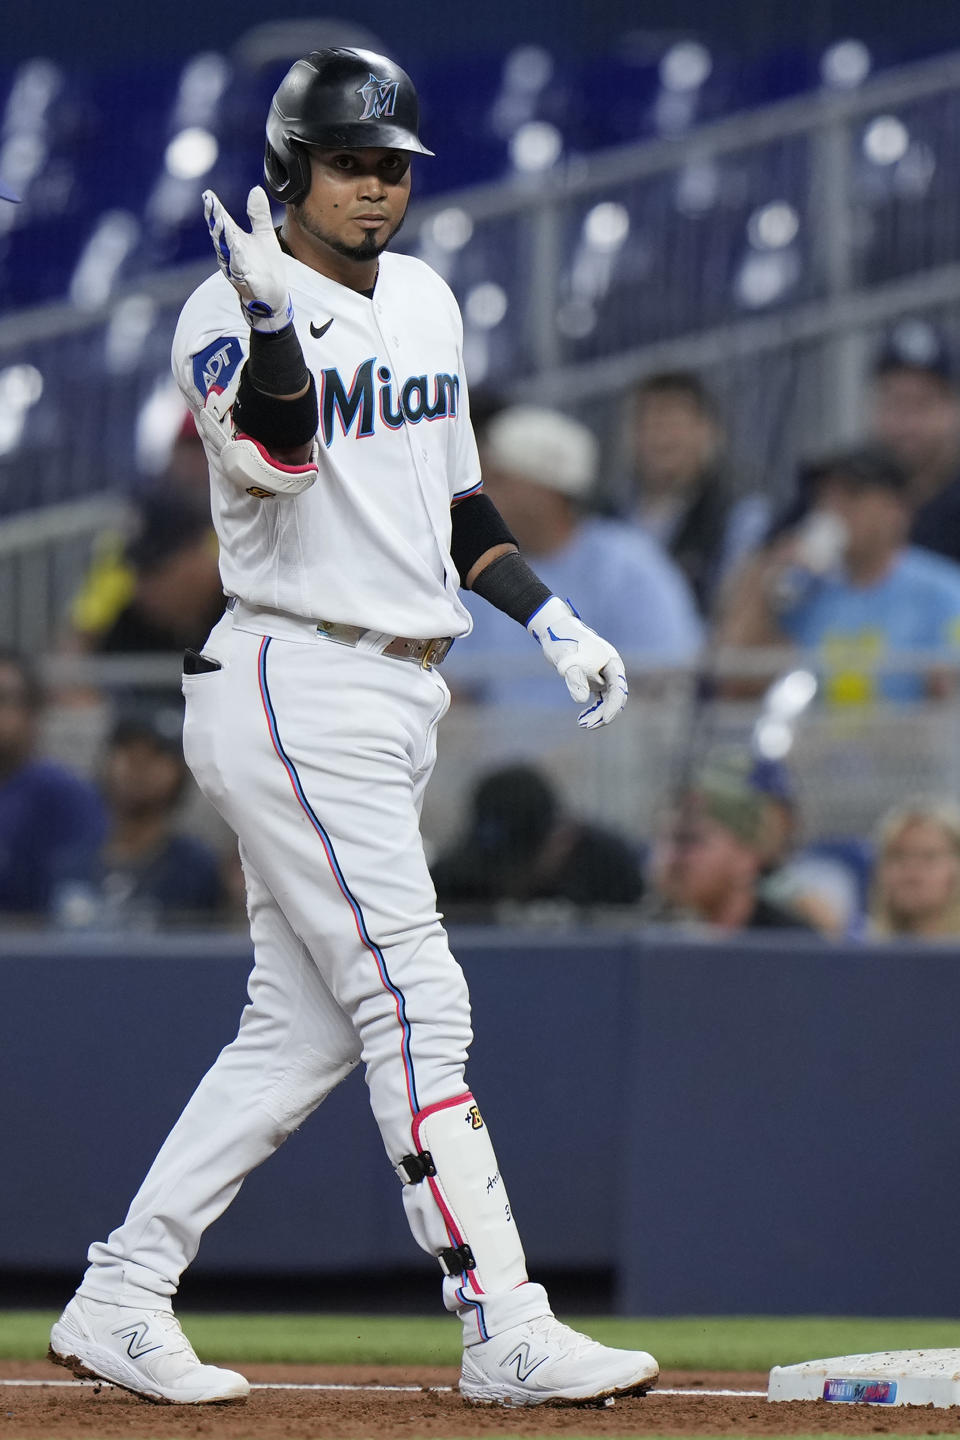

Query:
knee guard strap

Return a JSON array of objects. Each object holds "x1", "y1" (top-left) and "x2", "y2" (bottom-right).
[{"x1": 396, "y1": 1150, "x2": 436, "y2": 1184}]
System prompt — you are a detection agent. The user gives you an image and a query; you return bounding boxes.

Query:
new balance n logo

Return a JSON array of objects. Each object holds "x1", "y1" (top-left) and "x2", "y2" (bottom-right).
[
  {"x1": 112, "y1": 1322, "x2": 163, "y2": 1359},
  {"x1": 502, "y1": 1342, "x2": 549, "y2": 1383}
]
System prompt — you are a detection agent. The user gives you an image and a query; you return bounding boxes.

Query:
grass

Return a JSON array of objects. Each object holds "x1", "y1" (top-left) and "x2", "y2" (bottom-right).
[{"x1": 3, "y1": 1311, "x2": 959, "y2": 1370}]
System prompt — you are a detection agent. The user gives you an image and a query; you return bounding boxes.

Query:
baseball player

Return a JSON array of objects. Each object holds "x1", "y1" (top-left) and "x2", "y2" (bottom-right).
[{"x1": 50, "y1": 48, "x2": 658, "y2": 1408}]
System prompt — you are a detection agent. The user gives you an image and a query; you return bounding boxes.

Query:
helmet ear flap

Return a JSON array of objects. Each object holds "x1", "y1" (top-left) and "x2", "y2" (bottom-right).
[{"x1": 263, "y1": 139, "x2": 312, "y2": 206}]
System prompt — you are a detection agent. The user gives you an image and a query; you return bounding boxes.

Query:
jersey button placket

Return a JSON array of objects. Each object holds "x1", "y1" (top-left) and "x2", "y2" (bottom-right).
[{"x1": 371, "y1": 314, "x2": 439, "y2": 513}]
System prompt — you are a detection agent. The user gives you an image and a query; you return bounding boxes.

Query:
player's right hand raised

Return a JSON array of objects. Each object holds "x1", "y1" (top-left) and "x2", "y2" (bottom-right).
[{"x1": 203, "y1": 186, "x2": 293, "y2": 333}]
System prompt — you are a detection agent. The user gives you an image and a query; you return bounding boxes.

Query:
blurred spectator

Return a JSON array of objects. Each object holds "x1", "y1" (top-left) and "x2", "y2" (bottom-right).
[
  {"x1": 448, "y1": 404, "x2": 702, "y2": 706},
  {"x1": 431, "y1": 764, "x2": 643, "y2": 915},
  {"x1": 464, "y1": 384, "x2": 507, "y2": 443},
  {"x1": 157, "y1": 409, "x2": 214, "y2": 517},
  {"x1": 749, "y1": 756, "x2": 864, "y2": 935},
  {"x1": 869, "y1": 798, "x2": 960, "y2": 940},
  {"x1": 717, "y1": 445, "x2": 960, "y2": 703},
  {"x1": 69, "y1": 494, "x2": 224, "y2": 658},
  {"x1": 626, "y1": 372, "x2": 769, "y2": 616},
  {"x1": 870, "y1": 322, "x2": 960, "y2": 566},
  {"x1": 68, "y1": 412, "x2": 213, "y2": 646},
  {"x1": 0, "y1": 650, "x2": 106, "y2": 924},
  {"x1": 99, "y1": 706, "x2": 224, "y2": 927},
  {"x1": 645, "y1": 760, "x2": 814, "y2": 931}
]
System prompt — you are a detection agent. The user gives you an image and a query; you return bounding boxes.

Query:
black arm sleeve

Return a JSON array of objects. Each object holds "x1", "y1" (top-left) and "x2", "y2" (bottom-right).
[
  {"x1": 450, "y1": 493, "x2": 516, "y2": 578},
  {"x1": 247, "y1": 322, "x2": 309, "y2": 395},
  {"x1": 232, "y1": 367, "x2": 318, "y2": 451},
  {"x1": 469, "y1": 551, "x2": 553, "y2": 626},
  {"x1": 232, "y1": 323, "x2": 317, "y2": 451}
]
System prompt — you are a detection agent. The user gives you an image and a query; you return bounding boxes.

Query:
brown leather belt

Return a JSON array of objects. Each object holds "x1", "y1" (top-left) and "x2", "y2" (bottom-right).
[
  {"x1": 225, "y1": 599, "x2": 452, "y2": 668},
  {"x1": 316, "y1": 619, "x2": 453, "y2": 668}
]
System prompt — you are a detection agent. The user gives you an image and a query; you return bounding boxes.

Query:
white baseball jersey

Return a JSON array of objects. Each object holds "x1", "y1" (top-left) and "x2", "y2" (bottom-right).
[
  {"x1": 171, "y1": 250, "x2": 482, "y2": 639},
  {"x1": 82, "y1": 241, "x2": 552, "y2": 1352}
]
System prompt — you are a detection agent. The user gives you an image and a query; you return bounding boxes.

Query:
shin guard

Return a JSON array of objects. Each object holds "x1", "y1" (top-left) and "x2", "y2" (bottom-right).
[{"x1": 397, "y1": 1092, "x2": 547, "y2": 1341}]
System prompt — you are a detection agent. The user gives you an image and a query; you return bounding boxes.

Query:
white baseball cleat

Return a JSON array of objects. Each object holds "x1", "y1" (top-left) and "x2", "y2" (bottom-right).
[
  {"x1": 459, "y1": 1313, "x2": 659, "y2": 1406},
  {"x1": 49, "y1": 1295, "x2": 249, "y2": 1405}
]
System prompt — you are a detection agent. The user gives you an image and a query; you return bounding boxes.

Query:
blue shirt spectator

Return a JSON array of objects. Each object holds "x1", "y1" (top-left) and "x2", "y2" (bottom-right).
[
  {"x1": 451, "y1": 516, "x2": 702, "y2": 706},
  {"x1": 0, "y1": 650, "x2": 107, "y2": 922},
  {"x1": 718, "y1": 445, "x2": 960, "y2": 705},
  {"x1": 781, "y1": 546, "x2": 960, "y2": 704},
  {"x1": 451, "y1": 404, "x2": 702, "y2": 707},
  {"x1": 0, "y1": 760, "x2": 107, "y2": 919},
  {"x1": 101, "y1": 832, "x2": 224, "y2": 928}
]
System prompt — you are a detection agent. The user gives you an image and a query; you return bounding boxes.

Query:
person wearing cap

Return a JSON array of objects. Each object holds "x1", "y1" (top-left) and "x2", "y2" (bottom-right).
[
  {"x1": 430, "y1": 762, "x2": 643, "y2": 916},
  {"x1": 49, "y1": 47, "x2": 663, "y2": 1411},
  {"x1": 717, "y1": 444, "x2": 960, "y2": 704},
  {"x1": 98, "y1": 707, "x2": 224, "y2": 927},
  {"x1": 747, "y1": 755, "x2": 865, "y2": 935},
  {"x1": 869, "y1": 320, "x2": 960, "y2": 566},
  {"x1": 445, "y1": 404, "x2": 702, "y2": 709},
  {"x1": 645, "y1": 758, "x2": 813, "y2": 931}
]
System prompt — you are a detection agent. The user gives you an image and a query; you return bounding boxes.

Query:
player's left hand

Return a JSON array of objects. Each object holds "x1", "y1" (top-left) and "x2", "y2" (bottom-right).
[
  {"x1": 527, "y1": 596, "x2": 628, "y2": 729},
  {"x1": 202, "y1": 186, "x2": 293, "y2": 333}
]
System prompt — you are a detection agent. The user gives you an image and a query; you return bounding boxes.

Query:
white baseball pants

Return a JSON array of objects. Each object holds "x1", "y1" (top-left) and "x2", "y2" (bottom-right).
[{"x1": 78, "y1": 606, "x2": 549, "y2": 1345}]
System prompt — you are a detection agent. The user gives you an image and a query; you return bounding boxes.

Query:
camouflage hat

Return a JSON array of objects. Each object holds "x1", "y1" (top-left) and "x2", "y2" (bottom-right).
[{"x1": 685, "y1": 756, "x2": 767, "y2": 847}]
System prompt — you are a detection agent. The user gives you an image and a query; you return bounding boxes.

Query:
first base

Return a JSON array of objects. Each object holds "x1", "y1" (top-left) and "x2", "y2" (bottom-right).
[{"x1": 768, "y1": 1350, "x2": 960, "y2": 1407}]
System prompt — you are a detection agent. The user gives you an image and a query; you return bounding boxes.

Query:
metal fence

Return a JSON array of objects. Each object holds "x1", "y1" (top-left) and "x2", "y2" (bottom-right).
[
  {"x1": 32, "y1": 648, "x2": 960, "y2": 862},
  {"x1": 421, "y1": 663, "x2": 960, "y2": 856}
]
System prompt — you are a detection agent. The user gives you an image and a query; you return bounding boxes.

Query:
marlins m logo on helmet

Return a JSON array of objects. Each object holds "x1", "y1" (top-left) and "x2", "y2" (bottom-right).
[{"x1": 357, "y1": 73, "x2": 399, "y2": 121}]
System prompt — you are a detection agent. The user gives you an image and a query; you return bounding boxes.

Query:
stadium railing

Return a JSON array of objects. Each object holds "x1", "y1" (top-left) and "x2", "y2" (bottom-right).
[
  {"x1": 2, "y1": 46, "x2": 960, "y2": 536},
  {"x1": 31, "y1": 646, "x2": 960, "y2": 856}
]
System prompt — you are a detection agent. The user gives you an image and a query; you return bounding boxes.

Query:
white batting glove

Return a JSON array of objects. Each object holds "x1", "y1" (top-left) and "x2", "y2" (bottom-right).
[
  {"x1": 527, "y1": 596, "x2": 629, "y2": 729},
  {"x1": 202, "y1": 186, "x2": 293, "y2": 333}
]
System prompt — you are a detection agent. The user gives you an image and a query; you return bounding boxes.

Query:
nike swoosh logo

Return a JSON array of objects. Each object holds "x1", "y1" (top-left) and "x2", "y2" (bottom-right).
[{"x1": 310, "y1": 318, "x2": 334, "y2": 339}]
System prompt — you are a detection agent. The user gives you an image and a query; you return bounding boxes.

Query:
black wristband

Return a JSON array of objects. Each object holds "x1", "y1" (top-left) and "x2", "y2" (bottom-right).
[
  {"x1": 450, "y1": 494, "x2": 517, "y2": 579},
  {"x1": 469, "y1": 551, "x2": 553, "y2": 626},
  {"x1": 233, "y1": 368, "x2": 319, "y2": 450},
  {"x1": 248, "y1": 322, "x2": 310, "y2": 397}
]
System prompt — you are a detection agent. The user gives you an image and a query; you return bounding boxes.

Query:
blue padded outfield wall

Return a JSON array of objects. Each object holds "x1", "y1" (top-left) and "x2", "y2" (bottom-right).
[{"x1": 3, "y1": 929, "x2": 959, "y2": 1315}]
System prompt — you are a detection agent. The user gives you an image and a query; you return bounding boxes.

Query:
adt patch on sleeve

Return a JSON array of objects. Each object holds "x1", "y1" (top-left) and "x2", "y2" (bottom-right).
[{"x1": 192, "y1": 336, "x2": 244, "y2": 397}]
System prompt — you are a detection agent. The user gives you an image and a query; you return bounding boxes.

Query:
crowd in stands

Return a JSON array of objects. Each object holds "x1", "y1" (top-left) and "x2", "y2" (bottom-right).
[
  {"x1": 4, "y1": 318, "x2": 960, "y2": 938},
  {"x1": 437, "y1": 315, "x2": 960, "y2": 938}
]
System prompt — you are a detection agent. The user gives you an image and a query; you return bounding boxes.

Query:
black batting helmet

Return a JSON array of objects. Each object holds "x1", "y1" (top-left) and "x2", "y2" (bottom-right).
[{"x1": 264, "y1": 47, "x2": 434, "y2": 205}]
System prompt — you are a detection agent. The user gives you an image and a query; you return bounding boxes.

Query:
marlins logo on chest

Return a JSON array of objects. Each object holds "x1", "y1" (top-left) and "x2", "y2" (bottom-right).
[{"x1": 320, "y1": 357, "x2": 460, "y2": 447}]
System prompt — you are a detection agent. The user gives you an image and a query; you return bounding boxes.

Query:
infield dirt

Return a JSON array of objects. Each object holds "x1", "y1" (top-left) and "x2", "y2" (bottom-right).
[{"x1": 4, "y1": 1361, "x2": 960, "y2": 1437}]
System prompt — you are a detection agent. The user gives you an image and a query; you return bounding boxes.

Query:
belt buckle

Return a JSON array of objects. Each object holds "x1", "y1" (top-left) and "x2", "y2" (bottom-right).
[
  {"x1": 421, "y1": 638, "x2": 441, "y2": 669},
  {"x1": 317, "y1": 620, "x2": 358, "y2": 648}
]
